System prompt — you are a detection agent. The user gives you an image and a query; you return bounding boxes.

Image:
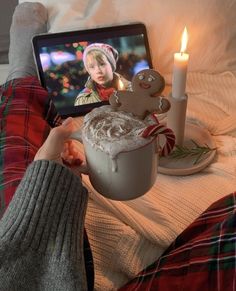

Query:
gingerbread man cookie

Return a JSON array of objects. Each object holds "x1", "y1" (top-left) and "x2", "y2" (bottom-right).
[{"x1": 109, "y1": 69, "x2": 170, "y2": 119}]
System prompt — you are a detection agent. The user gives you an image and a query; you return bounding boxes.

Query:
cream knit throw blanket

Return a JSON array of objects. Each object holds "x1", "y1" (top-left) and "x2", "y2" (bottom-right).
[{"x1": 83, "y1": 72, "x2": 236, "y2": 290}]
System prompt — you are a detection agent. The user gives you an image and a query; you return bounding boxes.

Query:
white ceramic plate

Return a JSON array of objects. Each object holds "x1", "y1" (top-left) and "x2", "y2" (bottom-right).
[{"x1": 158, "y1": 122, "x2": 216, "y2": 176}]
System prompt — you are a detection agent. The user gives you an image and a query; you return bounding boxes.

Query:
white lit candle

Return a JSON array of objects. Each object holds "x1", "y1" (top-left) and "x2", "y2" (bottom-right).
[{"x1": 172, "y1": 27, "x2": 189, "y2": 99}]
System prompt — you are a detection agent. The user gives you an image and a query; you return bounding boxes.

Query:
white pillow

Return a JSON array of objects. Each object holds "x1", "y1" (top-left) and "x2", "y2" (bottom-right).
[{"x1": 19, "y1": 0, "x2": 236, "y2": 76}]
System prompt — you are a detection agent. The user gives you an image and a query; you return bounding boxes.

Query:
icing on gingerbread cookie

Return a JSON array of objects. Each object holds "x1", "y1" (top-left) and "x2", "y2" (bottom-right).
[{"x1": 109, "y1": 69, "x2": 170, "y2": 119}]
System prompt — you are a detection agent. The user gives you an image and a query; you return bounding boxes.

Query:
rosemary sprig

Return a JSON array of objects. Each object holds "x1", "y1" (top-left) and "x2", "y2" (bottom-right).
[{"x1": 169, "y1": 140, "x2": 216, "y2": 165}]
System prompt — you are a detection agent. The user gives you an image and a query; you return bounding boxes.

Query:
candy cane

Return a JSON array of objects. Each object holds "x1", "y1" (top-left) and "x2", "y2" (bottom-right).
[{"x1": 141, "y1": 123, "x2": 175, "y2": 156}]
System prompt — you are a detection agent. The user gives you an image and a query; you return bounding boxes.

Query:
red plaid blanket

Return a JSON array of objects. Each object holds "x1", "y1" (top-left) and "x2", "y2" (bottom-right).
[
  {"x1": 0, "y1": 77, "x2": 61, "y2": 214},
  {"x1": 119, "y1": 192, "x2": 236, "y2": 291}
]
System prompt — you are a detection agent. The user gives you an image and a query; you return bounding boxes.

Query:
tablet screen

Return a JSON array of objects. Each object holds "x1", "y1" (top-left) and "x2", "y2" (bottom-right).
[{"x1": 32, "y1": 23, "x2": 152, "y2": 117}]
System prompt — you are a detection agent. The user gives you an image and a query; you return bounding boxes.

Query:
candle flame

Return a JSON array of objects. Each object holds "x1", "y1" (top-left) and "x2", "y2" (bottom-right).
[
  {"x1": 180, "y1": 27, "x2": 188, "y2": 53},
  {"x1": 118, "y1": 79, "x2": 124, "y2": 90}
]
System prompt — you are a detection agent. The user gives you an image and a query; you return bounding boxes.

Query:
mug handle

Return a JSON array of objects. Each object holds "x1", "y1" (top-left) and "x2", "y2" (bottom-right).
[
  {"x1": 70, "y1": 130, "x2": 83, "y2": 142},
  {"x1": 141, "y1": 123, "x2": 175, "y2": 156}
]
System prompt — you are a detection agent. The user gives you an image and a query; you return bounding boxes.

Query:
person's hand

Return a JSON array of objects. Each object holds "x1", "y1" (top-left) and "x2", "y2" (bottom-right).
[
  {"x1": 34, "y1": 117, "x2": 85, "y2": 174},
  {"x1": 61, "y1": 140, "x2": 83, "y2": 166}
]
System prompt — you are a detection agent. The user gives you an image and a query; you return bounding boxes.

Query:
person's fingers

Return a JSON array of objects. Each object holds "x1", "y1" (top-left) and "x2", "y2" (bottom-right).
[
  {"x1": 46, "y1": 117, "x2": 76, "y2": 152},
  {"x1": 69, "y1": 145, "x2": 79, "y2": 156},
  {"x1": 34, "y1": 117, "x2": 78, "y2": 163},
  {"x1": 61, "y1": 139, "x2": 84, "y2": 164}
]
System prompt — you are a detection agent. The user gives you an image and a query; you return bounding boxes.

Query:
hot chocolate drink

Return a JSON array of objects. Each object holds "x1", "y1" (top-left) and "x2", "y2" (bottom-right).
[
  {"x1": 82, "y1": 106, "x2": 155, "y2": 160},
  {"x1": 78, "y1": 105, "x2": 160, "y2": 200}
]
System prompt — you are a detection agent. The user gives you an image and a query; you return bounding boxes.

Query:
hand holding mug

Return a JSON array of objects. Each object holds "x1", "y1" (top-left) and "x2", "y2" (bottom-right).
[{"x1": 34, "y1": 117, "x2": 86, "y2": 175}]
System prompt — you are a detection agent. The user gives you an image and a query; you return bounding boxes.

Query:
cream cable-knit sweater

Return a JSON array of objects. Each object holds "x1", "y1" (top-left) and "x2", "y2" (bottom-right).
[{"x1": 84, "y1": 72, "x2": 236, "y2": 290}]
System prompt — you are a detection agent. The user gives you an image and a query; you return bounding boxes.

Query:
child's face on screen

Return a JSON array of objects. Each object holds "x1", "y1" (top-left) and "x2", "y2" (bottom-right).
[{"x1": 86, "y1": 52, "x2": 114, "y2": 87}]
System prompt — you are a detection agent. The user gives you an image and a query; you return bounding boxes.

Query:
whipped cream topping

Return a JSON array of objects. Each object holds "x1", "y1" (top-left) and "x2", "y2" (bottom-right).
[{"x1": 82, "y1": 106, "x2": 155, "y2": 158}]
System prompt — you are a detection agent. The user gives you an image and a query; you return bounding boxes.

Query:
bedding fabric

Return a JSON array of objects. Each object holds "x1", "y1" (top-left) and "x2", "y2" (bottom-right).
[
  {"x1": 0, "y1": 76, "x2": 60, "y2": 213},
  {"x1": 78, "y1": 71, "x2": 236, "y2": 290},
  {"x1": 0, "y1": 0, "x2": 18, "y2": 64},
  {"x1": 1, "y1": 76, "x2": 236, "y2": 291},
  {"x1": 19, "y1": 0, "x2": 236, "y2": 76},
  {"x1": 0, "y1": 65, "x2": 9, "y2": 85},
  {"x1": 1, "y1": 74, "x2": 236, "y2": 291},
  {"x1": 119, "y1": 192, "x2": 236, "y2": 291}
]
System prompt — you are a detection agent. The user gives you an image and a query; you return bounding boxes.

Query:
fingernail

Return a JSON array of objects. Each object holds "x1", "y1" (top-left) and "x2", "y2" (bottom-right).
[{"x1": 62, "y1": 117, "x2": 73, "y2": 126}]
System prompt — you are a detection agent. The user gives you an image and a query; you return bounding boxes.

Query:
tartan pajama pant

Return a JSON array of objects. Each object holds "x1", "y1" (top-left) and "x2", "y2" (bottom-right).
[
  {"x1": 120, "y1": 192, "x2": 236, "y2": 291},
  {"x1": 0, "y1": 77, "x2": 235, "y2": 290}
]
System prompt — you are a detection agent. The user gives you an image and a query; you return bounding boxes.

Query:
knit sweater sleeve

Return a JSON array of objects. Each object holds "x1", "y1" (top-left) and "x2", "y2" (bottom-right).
[{"x1": 0, "y1": 160, "x2": 89, "y2": 291}]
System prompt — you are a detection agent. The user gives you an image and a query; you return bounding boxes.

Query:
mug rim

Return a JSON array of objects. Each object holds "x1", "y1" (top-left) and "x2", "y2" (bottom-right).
[
  {"x1": 83, "y1": 134, "x2": 158, "y2": 156},
  {"x1": 118, "y1": 135, "x2": 158, "y2": 155}
]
